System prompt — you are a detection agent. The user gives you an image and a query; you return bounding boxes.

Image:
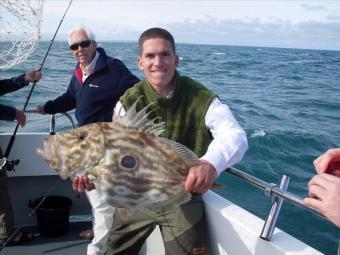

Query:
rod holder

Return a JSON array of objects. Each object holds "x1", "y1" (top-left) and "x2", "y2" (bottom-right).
[
  {"x1": 49, "y1": 112, "x2": 75, "y2": 135},
  {"x1": 49, "y1": 114, "x2": 56, "y2": 135},
  {"x1": 260, "y1": 175, "x2": 290, "y2": 241}
]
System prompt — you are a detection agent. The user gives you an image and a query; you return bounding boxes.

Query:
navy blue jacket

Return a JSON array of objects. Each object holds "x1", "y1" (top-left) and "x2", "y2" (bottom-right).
[
  {"x1": 44, "y1": 48, "x2": 139, "y2": 126},
  {"x1": 0, "y1": 74, "x2": 28, "y2": 121}
]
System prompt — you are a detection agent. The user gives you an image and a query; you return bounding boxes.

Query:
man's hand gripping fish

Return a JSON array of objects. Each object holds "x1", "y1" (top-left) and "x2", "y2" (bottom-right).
[{"x1": 37, "y1": 100, "x2": 203, "y2": 211}]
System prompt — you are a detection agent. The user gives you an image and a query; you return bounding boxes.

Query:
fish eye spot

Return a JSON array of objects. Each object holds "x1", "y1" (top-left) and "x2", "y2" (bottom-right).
[
  {"x1": 77, "y1": 132, "x2": 87, "y2": 140},
  {"x1": 120, "y1": 155, "x2": 137, "y2": 169}
]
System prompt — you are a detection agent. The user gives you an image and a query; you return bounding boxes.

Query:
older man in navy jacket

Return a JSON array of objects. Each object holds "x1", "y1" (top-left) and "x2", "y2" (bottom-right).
[{"x1": 36, "y1": 26, "x2": 139, "y2": 255}]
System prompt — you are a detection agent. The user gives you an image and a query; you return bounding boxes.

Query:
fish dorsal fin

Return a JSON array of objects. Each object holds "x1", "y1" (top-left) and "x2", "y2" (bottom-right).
[
  {"x1": 113, "y1": 98, "x2": 165, "y2": 136},
  {"x1": 160, "y1": 137, "x2": 198, "y2": 166}
]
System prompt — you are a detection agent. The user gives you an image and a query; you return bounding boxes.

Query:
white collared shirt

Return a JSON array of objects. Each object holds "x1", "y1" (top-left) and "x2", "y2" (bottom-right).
[{"x1": 81, "y1": 51, "x2": 99, "y2": 82}]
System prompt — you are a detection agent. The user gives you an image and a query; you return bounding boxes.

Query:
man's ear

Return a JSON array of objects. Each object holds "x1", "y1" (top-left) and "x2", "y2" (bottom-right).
[
  {"x1": 137, "y1": 56, "x2": 144, "y2": 71},
  {"x1": 175, "y1": 55, "x2": 179, "y2": 67}
]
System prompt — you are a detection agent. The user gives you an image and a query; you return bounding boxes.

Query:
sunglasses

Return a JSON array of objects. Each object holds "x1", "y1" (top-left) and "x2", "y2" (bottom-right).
[{"x1": 69, "y1": 40, "x2": 93, "y2": 51}]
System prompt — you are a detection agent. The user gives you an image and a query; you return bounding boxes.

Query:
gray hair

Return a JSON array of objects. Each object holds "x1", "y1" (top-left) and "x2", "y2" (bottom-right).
[{"x1": 68, "y1": 26, "x2": 96, "y2": 45}]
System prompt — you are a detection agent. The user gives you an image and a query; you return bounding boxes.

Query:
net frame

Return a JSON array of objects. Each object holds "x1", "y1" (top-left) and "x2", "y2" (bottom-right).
[{"x1": 0, "y1": 0, "x2": 44, "y2": 70}]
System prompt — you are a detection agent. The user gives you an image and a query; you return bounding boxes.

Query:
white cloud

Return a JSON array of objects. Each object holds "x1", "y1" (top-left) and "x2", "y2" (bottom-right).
[{"x1": 2, "y1": 0, "x2": 340, "y2": 50}]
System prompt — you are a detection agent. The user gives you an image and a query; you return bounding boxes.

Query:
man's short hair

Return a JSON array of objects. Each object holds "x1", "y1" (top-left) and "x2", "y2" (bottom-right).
[
  {"x1": 68, "y1": 26, "x2": 96, "y2": 45},
  {"x1": 138, "y1": 27, "x2": 176, "y2": 55}
]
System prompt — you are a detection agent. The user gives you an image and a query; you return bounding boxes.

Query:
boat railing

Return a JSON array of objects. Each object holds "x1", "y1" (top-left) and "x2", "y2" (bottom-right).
[
  {"x1": 225, "y1": 167, "x2": 330, "y2": 241},
  {"x1": 49, "y1": 112, "x2": 75, "y2": 135}
]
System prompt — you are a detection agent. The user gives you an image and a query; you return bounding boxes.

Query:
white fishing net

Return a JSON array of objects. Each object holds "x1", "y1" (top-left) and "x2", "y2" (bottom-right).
[{"x1": 0, "y1": 0, "x2": 44, "y2": 70}]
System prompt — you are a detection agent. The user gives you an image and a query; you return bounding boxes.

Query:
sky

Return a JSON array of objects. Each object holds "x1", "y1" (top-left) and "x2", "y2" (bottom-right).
[{"x1": 2, "y1": 0, "x2": 340, "y2": 50}]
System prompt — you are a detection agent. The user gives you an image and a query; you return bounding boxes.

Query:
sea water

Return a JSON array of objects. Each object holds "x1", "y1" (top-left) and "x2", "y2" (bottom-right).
[{"x1": 1, "y1": 41, "x2": 339, "y2": 254}]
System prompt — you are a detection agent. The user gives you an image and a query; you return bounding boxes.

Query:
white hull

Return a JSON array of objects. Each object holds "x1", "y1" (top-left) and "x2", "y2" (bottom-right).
[{"x1": 0, "y1": 133, "x2": 322, "y2": 255}]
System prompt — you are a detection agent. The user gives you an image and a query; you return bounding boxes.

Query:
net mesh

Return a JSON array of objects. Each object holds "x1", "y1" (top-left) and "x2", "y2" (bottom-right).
[{"x1": 0, "y1": 0, "x2": 44, "y2": 70}]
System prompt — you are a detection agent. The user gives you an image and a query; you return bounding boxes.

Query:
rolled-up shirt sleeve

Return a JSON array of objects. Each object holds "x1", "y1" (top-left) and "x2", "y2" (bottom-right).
[{"x1": 200, "y1": 97, "x2": 248, "y2": 175}]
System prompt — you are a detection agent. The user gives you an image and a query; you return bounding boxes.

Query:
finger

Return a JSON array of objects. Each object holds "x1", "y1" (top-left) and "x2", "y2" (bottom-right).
[
  {"x1": 313, "y1": 156, "x2": 327, "y2": 174},
  {"x1": 195, "y1": 172, "x2": 216, "y2": 193},
  {"x1": 72, "y1": 176, "x2": 80, "y2": 191},
  {"x1": 308, "y1": 184, "x2": 325, "y2": 199},
  {"x1": 87, "y1": 182, "x2": 96, "y2": 191},
  {"x1": 314, "y1": 149, "x2": 340, "y2": 174},
  {"x1": 308, "y1": 174, "x2": 328, "y2": 188},
  {"x1": 319, "y1": 173, "x2": 340, "y2": 182},
  {"x1": 82, "y1": 176, "x2": 94, "y2": 191},
  {"x1": 303, "y1": 197, "x2": 323, "y2": 212},
  {"x1": 73, "y1": 176, "x2": 86, "y2": 192},
  {"x1": 83, "y1": 176, "x2": 91, "y2": 190},
  {"x1": 185, "y1": 173, "x2": 197, "y2": 193},
  {"x1": 22, "y1": 115, "x2": 26, "y2": 127},
  {"x1": 35, "y1": 72, "x2": 41, "y2": 81},
  {"x1": 77, "y1": 179, "x2": 86, "y2": 192},
  {"x1": 196, "y1": 183, "x2": 211, "y2": 194},
  {"x1": 201, "y1": 175, "x2": 215, "y2": 193},
  {"x1": 313, "y1": 152, "x2": 330, "y2": 174},
  {"x1": 193, "y1": 175, "x2": 211, "y2": 193},
  {"x1": 191, "y1": 181, "x2": 202, "y2": 193},
  {"x1": 18, "y1": 115, "x2": 26, "y2": 127}
]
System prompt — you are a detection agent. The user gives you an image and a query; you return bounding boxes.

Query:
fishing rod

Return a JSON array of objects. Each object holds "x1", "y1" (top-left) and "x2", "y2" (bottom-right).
[{"x1": 4, "y1": 0, "x2": 73, "y2": 159}]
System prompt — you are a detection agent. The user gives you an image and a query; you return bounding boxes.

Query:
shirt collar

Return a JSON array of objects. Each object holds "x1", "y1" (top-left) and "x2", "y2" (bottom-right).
[{"x1": 81, "y1": 51, "x2": 99, "y2": 81}]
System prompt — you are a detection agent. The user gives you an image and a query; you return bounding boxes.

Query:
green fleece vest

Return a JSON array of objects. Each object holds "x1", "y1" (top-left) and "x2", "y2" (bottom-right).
[{"x1": 120, "y1": 71, "x2": 216, "y2": 157}]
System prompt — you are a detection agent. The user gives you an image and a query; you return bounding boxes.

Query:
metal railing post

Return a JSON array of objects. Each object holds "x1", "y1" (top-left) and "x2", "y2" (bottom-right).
[
  {"x1": 49, "y1": 112, "x2": 75, "y2": 135},
  {"x1": 260, "y1": 175, "x2": 290, "y2": 240},
  {"x1": 224, "y1": 167, "x2": 330, "y2": 227},
  {"x1": 49, "y1": 115, "x2": 56, "y2": 135}
]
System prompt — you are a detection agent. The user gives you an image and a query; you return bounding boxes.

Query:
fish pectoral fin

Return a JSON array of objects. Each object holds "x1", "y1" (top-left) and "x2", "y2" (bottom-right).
[
  {"x1": 159, "y1": 137, "x2": 198, "y2": 166},
  {"x1": 87, "y1": 166, "x2": 111, "y2": 182}
]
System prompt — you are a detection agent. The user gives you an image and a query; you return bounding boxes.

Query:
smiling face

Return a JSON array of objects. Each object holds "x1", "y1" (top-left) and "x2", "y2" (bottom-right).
[
  {"x1": 69, "y1": 30, "x2": 97, "y2": 67},
  {"x1": 137, "y1": 38, "x2": 179, "y2": 96}
]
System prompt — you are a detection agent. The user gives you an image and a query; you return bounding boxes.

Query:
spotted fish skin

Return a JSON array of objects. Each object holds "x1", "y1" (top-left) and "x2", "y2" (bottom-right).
[
  {"x1": 37, "y1": 123, "x2": 106, "y2": 179},
  {"x1": 95, "y1": 122, "x2": 190, "y2": 209},
  {"x1": 37, "y1": 101, "x2": 196, "y2": 210}
]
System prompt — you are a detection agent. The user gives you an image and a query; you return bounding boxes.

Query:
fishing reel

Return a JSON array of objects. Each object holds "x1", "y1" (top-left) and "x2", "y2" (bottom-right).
[{"x1": 0, "y1": 157, "x2": 20, "y2": 172}]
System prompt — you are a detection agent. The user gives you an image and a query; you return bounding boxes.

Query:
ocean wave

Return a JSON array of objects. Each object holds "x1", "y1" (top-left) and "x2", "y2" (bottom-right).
[{"x1": 250, "y1": 129, "x2": 266, "y2": 138}]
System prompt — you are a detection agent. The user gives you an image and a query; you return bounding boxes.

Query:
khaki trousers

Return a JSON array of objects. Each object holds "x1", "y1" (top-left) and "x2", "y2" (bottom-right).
[{"x1": 106, "y1": 195, "x2": 207, "y2": 255}]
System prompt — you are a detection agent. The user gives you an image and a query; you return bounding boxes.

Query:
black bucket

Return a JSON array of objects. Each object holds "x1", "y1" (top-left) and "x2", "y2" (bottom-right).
[{"x1": 30, "y1": 196, "x2": 72, "y2": 237}]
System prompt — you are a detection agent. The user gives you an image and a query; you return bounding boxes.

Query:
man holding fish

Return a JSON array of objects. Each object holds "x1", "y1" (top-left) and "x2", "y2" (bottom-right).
[
  {"x1": 104, "y1": 27, "x2": 249, "y2": 255},
  {"x1": 37, "y1": 27, "x2": 248, "y2": 254}
]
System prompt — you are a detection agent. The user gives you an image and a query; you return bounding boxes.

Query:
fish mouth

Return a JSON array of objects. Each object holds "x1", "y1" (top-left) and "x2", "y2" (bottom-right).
[
  {"x1": 36, "y1": 147, "x2": 48, "y2": 161},
  {"x1": 36, "y1": 139, "x2": 57, "y2": 168}
]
